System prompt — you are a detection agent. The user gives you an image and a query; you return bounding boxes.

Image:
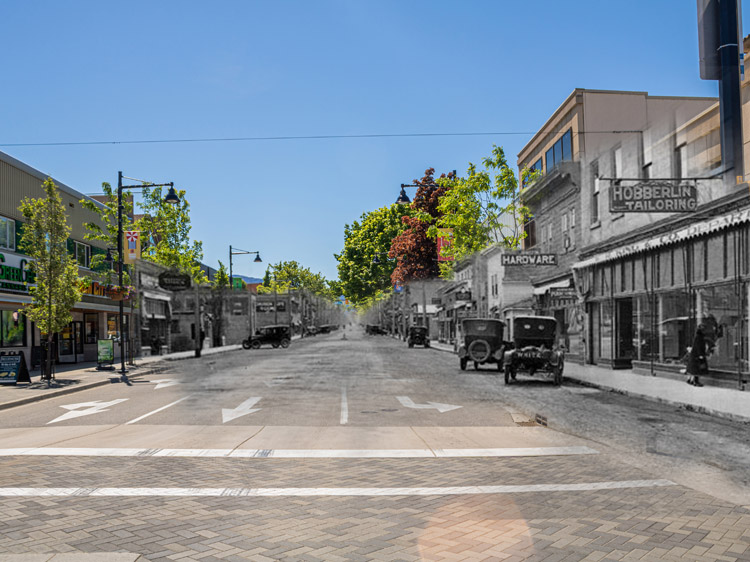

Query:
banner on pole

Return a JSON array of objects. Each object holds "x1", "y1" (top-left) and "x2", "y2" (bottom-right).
[
  {"x1": 123, "y1": 231, "x2": 141, "y2": 264},
  {"x1": 437, "y1": 228, "x2": 454, "y2": 261}
]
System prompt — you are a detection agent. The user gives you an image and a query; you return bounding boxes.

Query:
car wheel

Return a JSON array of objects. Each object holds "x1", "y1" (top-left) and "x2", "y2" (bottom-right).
[
  {"x1": 250, "y1": 340, "x2": 261, "y2": 350},
  {"x1": 280, "y1": 338, "x2": 290, "y2": 349},
  {"x1": 460, "y1": 358, "x2": 467, "y2": 371},
  {"x1": 467, "y1": 339, "x2": 491, "y2": 363},
  {"x1": 242, "y1": 340, "x2": 251, "y2": 350}
]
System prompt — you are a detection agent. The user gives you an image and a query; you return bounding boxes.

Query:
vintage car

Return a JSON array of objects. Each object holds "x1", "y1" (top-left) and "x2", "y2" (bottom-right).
[
  {"x1": 365, "y1": 324, "x2": 385, "y2": 335},
  {"x1": 457, "y1": 318, "x2": 506, "y2": 371},
  {"x1": 502, "y1": 315, "x2": 564, "y2": 385},
  {"x1": 407, "y1": 326, "x2": 430, "y2": 348},
  {"x1": 242, "y1": 325, "x2": 292, "y2": 350}
]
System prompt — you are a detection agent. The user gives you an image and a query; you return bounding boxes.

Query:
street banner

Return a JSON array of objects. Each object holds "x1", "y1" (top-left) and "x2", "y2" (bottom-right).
[
  {"x1": 123, "y1": 231, "x2": 141, "y2": 264},
  {"x1": 0, "y1": 351, "x2": 30, "y2": 385},
  {"x1": 437, "y1": 228, "x2": 454, "y2": 261}
]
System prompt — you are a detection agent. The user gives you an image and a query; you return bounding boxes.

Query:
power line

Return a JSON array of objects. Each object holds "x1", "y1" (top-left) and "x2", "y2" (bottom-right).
[{"x1": 0, "y1": 129, "x2": 643, "y2": 148}]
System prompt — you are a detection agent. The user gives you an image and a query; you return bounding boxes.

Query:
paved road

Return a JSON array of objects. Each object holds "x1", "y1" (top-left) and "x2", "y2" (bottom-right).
[{"x1": 0, "y1": 330, "x2": 748, "y2": 561}]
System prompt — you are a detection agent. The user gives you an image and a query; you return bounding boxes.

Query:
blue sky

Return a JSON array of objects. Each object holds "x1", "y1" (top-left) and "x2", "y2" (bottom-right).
[{"x1": 2, "y1": 1, "x2": 745, "y2": 282}]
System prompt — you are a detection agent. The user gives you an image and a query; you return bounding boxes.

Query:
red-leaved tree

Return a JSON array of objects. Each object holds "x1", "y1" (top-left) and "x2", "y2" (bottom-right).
[{"x1": 389, "y1": 168, "x2": 454, "y2": 286}]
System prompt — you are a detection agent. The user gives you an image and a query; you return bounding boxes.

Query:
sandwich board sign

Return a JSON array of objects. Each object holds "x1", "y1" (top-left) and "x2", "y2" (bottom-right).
[
  {"x1": 0, "y1": 351, "x2": 31, "y2": 384},
  {"x1": 97, "y1": 339, "x2": 115, "y2": 369}
]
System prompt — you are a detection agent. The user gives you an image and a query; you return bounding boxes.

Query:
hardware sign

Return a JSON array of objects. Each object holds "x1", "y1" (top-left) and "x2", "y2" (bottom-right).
[{"x1": 501, "y1": 254, "x2": 558, "y2": 266}]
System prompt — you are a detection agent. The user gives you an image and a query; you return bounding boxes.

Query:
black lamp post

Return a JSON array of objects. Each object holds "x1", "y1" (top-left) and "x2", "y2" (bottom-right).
[
  {"x1": 229, "y1": 246, "x2": 262, "y2": 290},
  {"x1": 116, "y1": 171, "x2": 179, "y2": 376},
  {"x1": 395, "y1": 171, "x2": 456, "y2": 205}
]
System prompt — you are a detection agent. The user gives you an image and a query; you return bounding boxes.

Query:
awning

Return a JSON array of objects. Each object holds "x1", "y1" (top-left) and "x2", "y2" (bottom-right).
[
  {"x1": 533, "y1": 278, "x2": 572, "y2": 295},
  {"x1": 574, "y1": 206, "x2": 750, "y2": 270},
  {"x1": 141, "y1": 290, "x2": 172, "y2": 302}
]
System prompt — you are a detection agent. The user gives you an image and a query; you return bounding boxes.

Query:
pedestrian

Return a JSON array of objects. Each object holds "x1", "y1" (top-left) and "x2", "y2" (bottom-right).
[{"x1": 686, "y1": 323, "x2": 707, "y2": 387}]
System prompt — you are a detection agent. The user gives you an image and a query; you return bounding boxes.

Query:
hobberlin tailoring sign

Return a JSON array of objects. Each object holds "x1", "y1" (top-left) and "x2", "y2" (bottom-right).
[
  {"x1": 501, "y1": 253, "x2": 557, "y2": 266},
  {"x1": 610, "y1": 180, "x2": 697, "y2": 213}
]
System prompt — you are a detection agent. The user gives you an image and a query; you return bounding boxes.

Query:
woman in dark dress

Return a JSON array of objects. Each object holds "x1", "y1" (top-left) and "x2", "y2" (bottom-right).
[{"x1": 686, "y1": 323, "x2": 707, "y2": 387}]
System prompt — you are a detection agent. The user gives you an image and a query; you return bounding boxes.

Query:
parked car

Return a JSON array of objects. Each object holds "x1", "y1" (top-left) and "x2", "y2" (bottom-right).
[
  {"x1": 502, "y1": 315, "x2": 563, "y2": 385},
  {"x1": 242, "y1": 325, "x2": 291, "y2": 350},
  {"x1": 457, "y1": 318, "x2": 506, "y2": 371},
  {"x1": 407, "y1": 326, "x2": 430, "y2": 348},
  {"x1": 365, "y1": 324, "x2": 385, "y2": 335}
]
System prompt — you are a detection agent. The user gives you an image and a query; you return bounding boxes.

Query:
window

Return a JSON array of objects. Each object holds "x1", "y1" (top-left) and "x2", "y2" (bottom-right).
[
  {"x1": 523, "y1": 218, "x2": 536, "y2": 249},
  {"x1": 674, "y1": 144, "x2": 686, "y2": 179},
  {"x1": 0, "y1": 216, "x2": 15, "y2": 251},
  {"x1": 84, "y1": 313, "x2": 98, "y2": 344},
  {"x1": 570, "y1": 207, "x2": 576, "y2": 228},
  {"x1": 613, "y1": 146, "x2": 623, "y2": 179},
  {"x1": 0, "y1": 310, "x2": 25, "y2": 347},
  {"x1": 544, "y1": 129, "x2": 573, "y2": 171},
  {"x1": 522, "y1": 158, "x2": 543, "y2": 187},
  {"x1": 561, "y1": 213, "x2": 568, "y2": 232},
  {"x1": 547, "y1": 222, "x2": 553, "y2": 243},
  {"x1": 75, "y1": 241, "x2": 91, "y2": 268},
  {"x1": 590, "y1": 161, "x2": 600, "y2": 224}
]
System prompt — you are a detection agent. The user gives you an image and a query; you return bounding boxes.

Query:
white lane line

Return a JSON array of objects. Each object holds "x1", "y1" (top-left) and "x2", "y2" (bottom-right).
[
  {"x1": 340, "y1": 386, "x2": 348, "y2": 425},
  {"x1": 0, "y1": 480, "x2": 676, "y2": 497},
  {"x1": 125, "y1": 396, "x2": 192, "y2": 425},
  {"x1": 0, "y1": 446, "x2": 598, "y2": 459}
]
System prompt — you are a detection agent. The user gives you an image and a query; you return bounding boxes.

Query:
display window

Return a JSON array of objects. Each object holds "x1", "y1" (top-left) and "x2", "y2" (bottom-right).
[{"x1": 0, "y1": 310, "x2": 25, "y2": 347}]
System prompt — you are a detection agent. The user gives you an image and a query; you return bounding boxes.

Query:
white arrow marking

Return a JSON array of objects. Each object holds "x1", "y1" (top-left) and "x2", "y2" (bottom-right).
[
  {"x1": 151, "y1": 379, "x2": 180, "y2": 390},
  {"x1": 222, "y1": 397, "x2": 262, "y2": 424},
  {"x1": 48, "y1": 399, "x2": 129, "y2": 424},
  {"x1": 396, "y1": 396, "x2": 462, "y2": 413}
]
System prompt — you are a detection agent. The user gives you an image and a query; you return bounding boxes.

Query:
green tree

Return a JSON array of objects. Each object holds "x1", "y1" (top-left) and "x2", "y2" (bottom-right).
[
  {"x1": 209, "y1": 260, "x2": 230, "y2": 347},
  {"x1": 19, "y1": 179, "x2": 82, "y2": 380},
  {"x1": 259, "y1": 261, "x2": 331, "y2": 296},
  {"x1": 432, "y1": 146, "x2": 533, "y2": 275},
  {"x1": 137, "y1": 186, "x2": 207, "y2": 284},
  {"x1": 335, "y1": 204, "x2": 415, "y2": 306},
  {"x1": 213, "y1": 260, "x2": 230, "y2": 289}
]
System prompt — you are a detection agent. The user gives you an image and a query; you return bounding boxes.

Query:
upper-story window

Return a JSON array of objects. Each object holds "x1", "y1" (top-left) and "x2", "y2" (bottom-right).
[
  {"x1": 522, "y1": 158, "x2": 543, "y2": 188},
  {"x1": 545, "y1": 129, "x2": 573, "y2": 172},
  {"x1": 0, "y1": 216, "x2": 16, "y2": 251},
  {"x1": 75, "y1": 241, "x2": 91, "y2": 268}
]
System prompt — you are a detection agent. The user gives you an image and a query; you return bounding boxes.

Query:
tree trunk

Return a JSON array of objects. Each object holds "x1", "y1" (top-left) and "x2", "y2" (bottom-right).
[{"x1": 45, "y1": 333, "x2": 53, "y2": 382}]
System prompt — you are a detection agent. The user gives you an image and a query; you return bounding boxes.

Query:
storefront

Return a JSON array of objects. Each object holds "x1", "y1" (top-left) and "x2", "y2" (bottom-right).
[
  {"x1": 532, "y1": 277, "x2": 585, "y2": 362},
  {"x1": 574, "y1": 208, "x2": 750, "y2": 387}
]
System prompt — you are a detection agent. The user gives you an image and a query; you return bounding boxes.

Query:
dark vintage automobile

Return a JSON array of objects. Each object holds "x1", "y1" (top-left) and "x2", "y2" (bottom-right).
[
  {"x1": 457, "y1": 318, "x2": 506, "y2": 371},
  {"x1": 502, "y1": 315, "x2": 564, "y2": 385},
  {"x1": 365, "y1": 324, "x2": 385, "y2": 335},
  {"x1": 242, "y1": 325, "x2": 292, "y2": 350},
  {"x1": 407, "y1": 326, "x2": 430, "y2": 348}
]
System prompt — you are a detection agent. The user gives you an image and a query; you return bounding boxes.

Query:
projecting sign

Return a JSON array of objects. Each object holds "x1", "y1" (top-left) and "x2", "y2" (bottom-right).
[
  {"x1": 158, "y1": 271, "x2": 191, "y2": 291},
  {"x1": 610, "y1": 180, "x2": 698, "y2": 213},
  {"x1": 501, "y1": 254, "x2": 558, "y2": 266}
]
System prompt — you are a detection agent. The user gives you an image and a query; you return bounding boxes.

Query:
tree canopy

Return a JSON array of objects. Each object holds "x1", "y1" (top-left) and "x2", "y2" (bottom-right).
[
  {"x1": 259, "y1": 260, "x2": 333, "y2": 298},
  {"x1": 335, "y1": 204, "x2": 414, "y2": 307}
]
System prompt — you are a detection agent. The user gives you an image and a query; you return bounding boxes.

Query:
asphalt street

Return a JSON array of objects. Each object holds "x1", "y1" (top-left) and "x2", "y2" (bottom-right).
[{"x1": 0, "y1": 329, "x2": 748, "y2": 561}]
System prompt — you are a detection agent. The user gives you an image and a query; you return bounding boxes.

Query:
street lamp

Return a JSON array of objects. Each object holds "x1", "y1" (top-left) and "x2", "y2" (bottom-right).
[
  {"x1": 229, "y1": 246, "x2": 262, "y2": 290},
  {"x1": 395, "y1": 171, "x2": 456, "y2": 205},
  {"x1": 116, "y1": 171, "x2": 179, "y2": 376}
]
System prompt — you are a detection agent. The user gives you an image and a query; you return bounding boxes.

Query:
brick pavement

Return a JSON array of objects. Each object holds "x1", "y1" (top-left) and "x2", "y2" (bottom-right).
[{"x1": 0, "y1": 455, "x2": 748, "y2": 561}]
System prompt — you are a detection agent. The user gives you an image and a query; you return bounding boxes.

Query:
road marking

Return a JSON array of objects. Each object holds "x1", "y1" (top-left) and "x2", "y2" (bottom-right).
[
  {"x1": 0, "y1": 446, "x2": 598, "y2": 458},
  {"x1": 125, "y1": 396, "x2": 192, "y2": 425},
  {"x1": 340, "y1": 387, "x2": 348, "y2": 425},
  {"x1": 397, "y1": 396, "x2": 462, "y2": 413},
  {"x1": 151, "y1": 379, "x2": 180, "y2": 390},
  {"x1": 0, "y1": 480, "x2": 676, "y2": 497},
  {"x1": 47, "y1": 399, "x2": 129, "y2": 425},
  {"x1": 221, "y1": 397, "x2": 262, "y2": 424}
]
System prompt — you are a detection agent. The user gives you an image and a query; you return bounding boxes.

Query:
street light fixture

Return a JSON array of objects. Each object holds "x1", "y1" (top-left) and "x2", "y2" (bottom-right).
[
  {"x1": 395, "y1": 171, "x2": 456, "y2": 205},
  {"x1": 229, "y1": 246, "x2": 262, "y2": 290},
  {"x1": 116, "y1": 171, "x2": 179, "y2": 376}
]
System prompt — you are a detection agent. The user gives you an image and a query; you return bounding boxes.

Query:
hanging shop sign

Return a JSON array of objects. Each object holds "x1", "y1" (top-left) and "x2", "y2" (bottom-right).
[
  {"x1": 549, "y1": 287, "x2": 576, "y2": 298},
  {"x1": 501, "y1": 253, "x2": 558, "y2": 266},
  {"x1": 158, "y1": 271, "x2": 191, "y2": 291},
  {"x1": 0, "y1": 253, "x2": 34, "y2": 294},
  {"x1": 0, "y1": 351, "x2": 31, "y2": 385},
  {"x1": 610, "y1": 180, "x2": 697, "y2": 213}
]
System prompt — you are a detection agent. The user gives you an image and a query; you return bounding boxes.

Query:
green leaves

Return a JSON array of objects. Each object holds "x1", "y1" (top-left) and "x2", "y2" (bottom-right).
[{"x1": 258, "y1": 261, "x2": 334, "y2": 299}]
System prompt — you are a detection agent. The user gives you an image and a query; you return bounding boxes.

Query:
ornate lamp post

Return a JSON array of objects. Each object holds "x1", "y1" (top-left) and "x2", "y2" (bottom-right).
[{"x1": 116, "y1": 171, "x2": 180, "y2": 376}]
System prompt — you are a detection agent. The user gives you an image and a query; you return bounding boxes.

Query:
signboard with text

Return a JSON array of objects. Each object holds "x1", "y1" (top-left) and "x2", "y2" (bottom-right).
[
  {"x1": 97, "y1": 339, "x2": 115, "y2": 366},
  {"x1": 0, "y1": 252, "x2": 34, "y2": 294},
  {"x1": 158, "y1": 271, "x2": 191, "y2": 291},
  {"x1": 610, "y1": 180, "x2": 698, "y2": 213},
  {"x1": 0, "y1": 351, "x2": 30, "y2": 384},
  {"x1": 501, "y1": 254, "x2": 558, "y2": 266}
]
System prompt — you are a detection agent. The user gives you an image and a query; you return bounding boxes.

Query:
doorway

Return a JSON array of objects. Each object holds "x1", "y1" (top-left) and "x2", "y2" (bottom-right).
[{"x1": 615, "y1": 298, "x2": 634, "y2": 368}]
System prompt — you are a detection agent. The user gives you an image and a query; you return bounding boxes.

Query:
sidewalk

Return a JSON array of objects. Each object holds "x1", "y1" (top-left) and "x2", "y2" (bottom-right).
[
  {"x1": 429, "y1": 341, "x2": 750, "y2": 423},
  {"x1": 0, "y1": 344, "x2": 242, "y2": 412}
]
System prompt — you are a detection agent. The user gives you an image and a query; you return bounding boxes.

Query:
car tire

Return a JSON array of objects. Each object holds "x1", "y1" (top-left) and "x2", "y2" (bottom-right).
[
  {"x1": 467, "y1": 339, "x2": 491, "y2": 363},
  {"x1": 460, "y1": 358, "x2": 467, "y2": 371},
  {"x1": 250, "y1": 340, "x2": 261, "y2": 350},
  {"x1": 242, "y1": 340, "x2": 251, "y2": 350},
  {"x1": 280, "y1": 339, "x2": 290, "y2": 349}
]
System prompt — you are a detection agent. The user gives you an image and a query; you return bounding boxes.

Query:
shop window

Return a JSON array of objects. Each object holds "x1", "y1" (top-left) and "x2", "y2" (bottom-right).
[
  {"x1": 696, "y1": 285, "x2": 746, "y2": 373},
  {"x1": 0, "y1": 310, "x2": 25, "y2": 347},
  {"x1": 634, "y1": 295, "x2": 660, "y2": 361},
  {"x1": 276, "y1": 301, "x2": 287, "y2": 313},
  {"x1": 84, "y1": 313, "x2": 98, "y2": 344},
  {"x1": 707, "y1": 236, "x2": 724, "y2": 281},
  {"x1": 660, "y1": 293, "x2": 692, "y2": 362},
  {"x1": 599, "y1": 301, "x2": 613, "y2": 361},
  {"x1": 107, "y1": 314, "x2": 118, "y2": 338},
  {"x1": 0, "y1": 216, "x2": 15, "y2": 251},
  {"x1": 74, "y1": 241, "x2": 91, "y2": 268}
]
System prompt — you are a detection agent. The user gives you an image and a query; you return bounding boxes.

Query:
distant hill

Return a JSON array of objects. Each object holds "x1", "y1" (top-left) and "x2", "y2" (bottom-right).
[{"x1": 233, "y1": 274, "x2": 263, "y2": 284}]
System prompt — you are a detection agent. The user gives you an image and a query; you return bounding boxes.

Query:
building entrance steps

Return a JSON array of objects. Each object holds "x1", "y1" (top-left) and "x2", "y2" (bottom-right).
[
  {"x1": 0, "y1": 344, "x2": 242, "y2": 412},
  {"x1": 429, "y1": 341, "x2": 750, "y2": 422}
]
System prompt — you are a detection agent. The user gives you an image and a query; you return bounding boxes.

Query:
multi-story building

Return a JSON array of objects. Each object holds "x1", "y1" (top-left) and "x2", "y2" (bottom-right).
[{"x1": 515, "y1": 89, "x2": 717, "y2": 365}]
